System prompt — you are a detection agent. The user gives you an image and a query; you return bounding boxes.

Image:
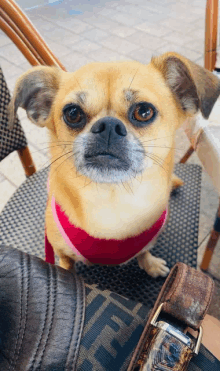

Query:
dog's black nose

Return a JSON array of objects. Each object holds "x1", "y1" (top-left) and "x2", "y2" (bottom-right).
[{"x1": 91, "y1": 117, "x2": 127, "y2": 143}]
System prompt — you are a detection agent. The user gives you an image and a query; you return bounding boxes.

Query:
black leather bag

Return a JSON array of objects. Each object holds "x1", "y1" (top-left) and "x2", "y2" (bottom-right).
[{"x1": 0, "y1": 245, "x2": 219, "y2": 371}]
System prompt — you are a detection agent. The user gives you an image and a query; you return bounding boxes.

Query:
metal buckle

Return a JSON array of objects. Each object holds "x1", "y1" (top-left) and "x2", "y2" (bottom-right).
[{"x1": 150, "y1": 303, "x2": 203, "y2": 355}]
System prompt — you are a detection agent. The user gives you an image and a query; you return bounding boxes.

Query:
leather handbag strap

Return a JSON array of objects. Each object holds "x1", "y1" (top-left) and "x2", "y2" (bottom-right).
[
  {"x1": 128, "y1": 262, "x2": 214, "y2": 371},
  {"x1": 0, "y1": 245, "x2": 85, "y2": 371}
]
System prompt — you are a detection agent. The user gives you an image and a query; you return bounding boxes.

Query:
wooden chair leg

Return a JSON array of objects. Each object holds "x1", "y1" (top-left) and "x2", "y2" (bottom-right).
[
  {"x1": 179, "y1": 145, "x2": 194, "y2": 164},
  {"x1": 204, "y1": 0, "x2": 218, "y2": 72},
  {"x1": 200, "y1": 199, "x2": 220, "y2": 271},
  {"x1": 17, "y1": 146, "x2": 36, "y2": 177}
]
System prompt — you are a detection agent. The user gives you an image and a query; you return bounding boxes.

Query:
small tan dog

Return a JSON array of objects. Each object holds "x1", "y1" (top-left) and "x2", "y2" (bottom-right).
[{"x1": 9, "y1": 52, "x2": 220, "y2": 277}]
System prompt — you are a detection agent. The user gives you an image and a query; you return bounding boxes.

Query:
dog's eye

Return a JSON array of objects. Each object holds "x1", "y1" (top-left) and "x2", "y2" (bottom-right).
[
  {"x1": 134, "y1": 104, "x2": 154, "y2": 121},
  {"x1": 129, "y1": 102, "x2": 157, "y2": 127},
  {"x1": 63, "y1": 104, "x2": 86, "y2": 128}
]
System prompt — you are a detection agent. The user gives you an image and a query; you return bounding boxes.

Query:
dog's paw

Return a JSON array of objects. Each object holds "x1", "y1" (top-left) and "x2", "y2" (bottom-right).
[
  {"x1": 137, "y1": 252, "x2": 170, "y2": 278},
  {"x1": 147, "y1": 257, "x2": 170, "y2": 278}
]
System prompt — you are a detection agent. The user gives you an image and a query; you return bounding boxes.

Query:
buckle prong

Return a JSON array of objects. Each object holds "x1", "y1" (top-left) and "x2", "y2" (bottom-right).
[
  {"x1": 194, "y1": 326, "x2": 203, "y2": 355},
  {"x1": 150, "y1": 303, "x2": 164, "y2": 326}
]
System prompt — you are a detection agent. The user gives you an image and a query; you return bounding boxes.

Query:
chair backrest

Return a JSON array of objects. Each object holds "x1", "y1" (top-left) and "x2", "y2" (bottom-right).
[
  {"x1": 0, "y1": 66, "x2": 27, "y2": 161},
  {"x1": 0, "y1": 0, "x2": 66, "y2": 70},
  {"x1": 0, "y1": 0, "x2": 66, "y2": 175}
]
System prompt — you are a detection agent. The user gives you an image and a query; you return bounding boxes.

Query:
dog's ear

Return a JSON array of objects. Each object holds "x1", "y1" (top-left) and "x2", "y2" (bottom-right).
[
  {"x1": 152, "y1": 52, "x2": 220, "y2": 119},
  {"x1": 8, "y1": 66, "x2": 61, "y2": 129}
]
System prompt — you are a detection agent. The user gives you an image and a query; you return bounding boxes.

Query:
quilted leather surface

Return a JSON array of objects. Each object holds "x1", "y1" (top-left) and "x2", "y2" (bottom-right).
[{"x1": 0, "y1": 245, "x2": 85, "y2": 371}]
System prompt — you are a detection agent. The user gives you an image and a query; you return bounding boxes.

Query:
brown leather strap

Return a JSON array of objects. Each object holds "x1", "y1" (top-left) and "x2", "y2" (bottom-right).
[{"x1": 128, "y1": 262, "x2": 214, "y2": 371}]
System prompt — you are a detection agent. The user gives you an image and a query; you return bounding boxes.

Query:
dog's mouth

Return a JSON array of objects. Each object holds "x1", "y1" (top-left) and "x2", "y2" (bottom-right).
[
  {"x1": 85, "y1": 152, "x2": 117, "y2": 160},
  {"x1": 84, "y1": 151, "x2": 130, "y2": 170}
]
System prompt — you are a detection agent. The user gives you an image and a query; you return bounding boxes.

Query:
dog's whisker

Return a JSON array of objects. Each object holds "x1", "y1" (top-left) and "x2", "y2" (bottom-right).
[
  {"x1": 125, "y1": 176, "x2": 134, "y2": 195},
  {"x1": 141, "y1": 145, "x2": 183, "y2": 151},
  {"x1": 50, "y1": 150, "x2": 81, "y2": 178},
  {"x1": 138, "y1": 134, "x2": 175, "y2": 143},
  {"x1": 120, "y1": 180, "x2": 128, "y2": 193},
  {"x1": 30, "y1": 144, "x2": 73, "y2": 154},
  {"x1": 79, "y1": 179, "x2": 93, "y2": 190},
  {"x1": 145, "y1": 152, "x2": 169, "y2": 174},
  {"x1": 46, "y1": 150, "x2": 74, "y2": 170},
  {"x1": 145, "y1": 152, "x2": 167, "y2": 167},
  {"x1": 37, "y1": 140, "x2": 74, "y2": 145},
  {"x1": 49, "y1": 152, "x2": 75, "y2": 178}
]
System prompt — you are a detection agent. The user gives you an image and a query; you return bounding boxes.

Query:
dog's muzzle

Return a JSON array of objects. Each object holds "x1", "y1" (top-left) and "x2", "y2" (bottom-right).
[
  {"x1": 84, "y1": 117, "x2": 130, "y2": 171},
  {"x1": 73, "y1": 116, "x2": 145, "y2": 183}
]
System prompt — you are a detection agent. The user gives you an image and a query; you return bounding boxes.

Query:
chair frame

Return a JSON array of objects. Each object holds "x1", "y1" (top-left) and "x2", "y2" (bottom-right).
[{"x1": 179, "y1": 0, "x2": 220, "y2": 271}]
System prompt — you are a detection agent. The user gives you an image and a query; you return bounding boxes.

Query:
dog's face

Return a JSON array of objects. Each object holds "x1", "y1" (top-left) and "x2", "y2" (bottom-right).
[
  {"x1": 52, "y1": 60, "x2": 178, "y2": 184},
  {"x1": 9, "y1": 52, "x2": 220, "y2": 185}
]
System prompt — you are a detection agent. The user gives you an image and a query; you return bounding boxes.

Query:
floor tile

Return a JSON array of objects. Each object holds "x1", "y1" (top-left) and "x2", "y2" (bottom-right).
[
  {"x1": 135, "y1": 22, "x2": 172, "y2": 38},
  {"x1": 0, "y1": 31, "x2": 12, "y2": 48},
  {"x1": 74, "y1": 14, "x2": 121, "y2": 32},
  {"x1": 127, "y1": 31, "x2": 168, "y2": 50},
  {"x1": 97, "y1": 8, "x2": 116, "y2": 17},
  {"x1": 60, "y1": 53, "x2": 96, "y2": 71},
  {"x1": 110, "y1": 25, "x2": 136, "y2": 38},
  {"x1": 0, "y1": 58, "x2": 24, "y2": 81},
  {"x1": 46, "y1": 40, "x2": 74, "y2": 57},
  {"x1": 0, "y1": 44, "x2": 28, "y2": 66},
  {"x1": 110, "y1": 11, "x2": 141, "y2": 27},
  {"x1": 21, "y1": 117, "x2": 50, "y2": 154},
  {"x1": 70, "y1": 40, "x2": 102, "y2": 54},
  {"x1": 169, "y1": 10, "x2": 201, "y2": 23},
  {"x1": 0, "y1": 172, "x2": 5, "y2": 183},
  {"x1": 161, "y1": 18, "x2": 197, "y2": 33},
  {"x1": 44, "y1": 16, "x2": 93, "y2": 34},
  {"x1": 0, "y1": 151, "x2": 26, "y2": 188},
  {"x1": 128, "y1": 48, "x2": 154, "y2": 64},
  {"x1": 81, "y1": 28, "x2": 109, "y2": 43},
  {"x1": 0, "y1": 180, "x2": 16, "y2": 213},
  {"x1": 42, "y1": 27, "x2": 82, "y2": 46},
  {"x1": 163, "y1": 31, "x2": 196, "y2": 46},
  {"x1": 139, "y1": 1, "x2": 173, "y2": 15},
  {"x1": 99, "y1": 35, "x2": 140, "y2": 55},
  {"x1": 89, "y1": 47, "x2": 131, "y2": 62}
]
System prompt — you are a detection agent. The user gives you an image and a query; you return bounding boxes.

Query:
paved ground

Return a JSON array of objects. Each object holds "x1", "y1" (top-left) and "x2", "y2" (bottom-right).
[{"x1": 0, "y1": 0, "x2": 220, "y2": 318}]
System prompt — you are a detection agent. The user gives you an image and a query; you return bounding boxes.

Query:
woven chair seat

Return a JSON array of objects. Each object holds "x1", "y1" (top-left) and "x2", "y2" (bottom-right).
[{"x1": 0, "y1": 163, "x2": 201, "y2": 310}]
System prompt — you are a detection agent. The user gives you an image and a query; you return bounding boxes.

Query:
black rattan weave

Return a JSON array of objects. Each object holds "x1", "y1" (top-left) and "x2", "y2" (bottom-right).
[
  {"x1": 0, "y1": 163, "x2": 202, "y2": 309},
  {"x1": 0, "y1": 67, "x2": 27, "y2": 160}
]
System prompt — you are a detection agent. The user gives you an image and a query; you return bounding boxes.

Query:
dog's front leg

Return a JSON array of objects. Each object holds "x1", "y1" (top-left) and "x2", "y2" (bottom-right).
[
  {"x1": 137, "y1": 251, "x2": 170, "y2": 278},
  {"x1": 59, "y1": 254, "x2": 75, "y2": 271}
]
